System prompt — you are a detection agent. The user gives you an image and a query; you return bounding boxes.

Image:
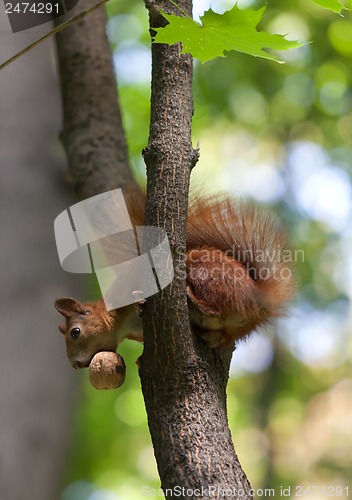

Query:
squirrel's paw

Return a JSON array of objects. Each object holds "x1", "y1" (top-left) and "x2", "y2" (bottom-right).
[
  {"x1": 132, "y1": 291, "x2": 146, "y2": 319},
  {"x1": 187, "y1": 285, "x2": 221, "y2": 316},
  {"x1": 196, "y1": 329, "x2": 235, "y2": 349}
]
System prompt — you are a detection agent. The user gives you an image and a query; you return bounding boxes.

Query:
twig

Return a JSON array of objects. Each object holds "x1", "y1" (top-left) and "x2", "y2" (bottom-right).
[
  {"x1": 167, "y1": 0, "x2": 193, "y2": 20},
  {"x1": 0, "y1": 0, "x2": 110, "y2": 71}
]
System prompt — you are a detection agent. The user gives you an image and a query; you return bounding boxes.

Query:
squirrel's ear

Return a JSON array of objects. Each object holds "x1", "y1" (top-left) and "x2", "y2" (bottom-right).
[{"x1": 54, "y1": 297, "x2": 87, "y2": 317}]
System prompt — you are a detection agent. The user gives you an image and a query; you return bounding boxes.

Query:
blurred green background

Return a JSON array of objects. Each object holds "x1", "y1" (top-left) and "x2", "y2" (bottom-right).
[{"x1": 60, "y1": 0, "x2": 352, "y2": 498}]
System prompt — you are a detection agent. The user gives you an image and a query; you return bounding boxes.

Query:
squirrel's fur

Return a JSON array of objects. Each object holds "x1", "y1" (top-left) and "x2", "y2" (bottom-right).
[{"x1": 55, "y1": 189, "x2": 294, "y2": 368}]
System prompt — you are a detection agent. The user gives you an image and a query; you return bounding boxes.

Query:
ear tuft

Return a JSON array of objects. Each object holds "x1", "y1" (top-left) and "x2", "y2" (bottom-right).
[
  {"x1": 58, "y1": 323, "x2": 66, "y2": 335},
  {"x1": 54, "y1": 297, "x2": 86, "y2": 317}
]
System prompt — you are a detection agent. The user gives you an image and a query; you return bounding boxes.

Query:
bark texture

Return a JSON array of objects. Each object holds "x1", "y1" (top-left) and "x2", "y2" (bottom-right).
[
  {"x1": 55, "y1": 0, "x2": 137, "y2": 198},
  {"x1": 139, "y1": 1, "x2": 253, "y2": 497}
]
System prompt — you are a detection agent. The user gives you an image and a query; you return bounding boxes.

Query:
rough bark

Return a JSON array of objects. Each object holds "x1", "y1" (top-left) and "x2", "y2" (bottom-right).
[
  {"x1": 55, "y1": 0, "x2": 138, "y2": 198},
  {"x1": 139, "y1": 1, "x2": 253, "y2": 498}
]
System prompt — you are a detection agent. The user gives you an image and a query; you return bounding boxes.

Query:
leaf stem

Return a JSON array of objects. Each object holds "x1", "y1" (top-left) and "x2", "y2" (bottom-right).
[{"x1": 167, "y1": 0, "x2": 193, "y2": 21}]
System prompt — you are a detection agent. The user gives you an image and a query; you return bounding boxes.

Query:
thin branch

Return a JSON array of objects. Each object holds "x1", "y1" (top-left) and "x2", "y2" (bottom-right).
[
  {"x1": 167, "y1": 0, "x2": 194, "y2": 20},
  {"x1": 0, "y1": 0, "x2": 110, "y2": 71}
]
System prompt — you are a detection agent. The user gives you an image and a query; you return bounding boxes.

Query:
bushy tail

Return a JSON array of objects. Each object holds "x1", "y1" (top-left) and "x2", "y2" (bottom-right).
[{"x1": 186, "y1": 194, "x2": 295, "y2": 314}]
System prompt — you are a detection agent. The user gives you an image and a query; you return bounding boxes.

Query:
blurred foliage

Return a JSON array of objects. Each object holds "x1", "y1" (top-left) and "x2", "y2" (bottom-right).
[{"x1": 60, "y1": 0, "x2": 352, "y2": 498}]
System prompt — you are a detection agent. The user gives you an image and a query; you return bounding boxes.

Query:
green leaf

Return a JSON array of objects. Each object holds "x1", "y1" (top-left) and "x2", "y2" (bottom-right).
[
  {"x1": 312, "y1": 0, "x2": 346, "y2": 13},
  {"x1": 153, "y1": 5, "x2": 302, "y2": 64}
]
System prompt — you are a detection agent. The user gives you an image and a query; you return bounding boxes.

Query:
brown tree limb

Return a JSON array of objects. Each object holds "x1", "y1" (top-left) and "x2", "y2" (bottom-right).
[
  {"x1": 139, "y1": 0, "x2": 253, "y2": 497},
  {"x1": 55, "y1": 0, "x2": 138, "y2": 198}
]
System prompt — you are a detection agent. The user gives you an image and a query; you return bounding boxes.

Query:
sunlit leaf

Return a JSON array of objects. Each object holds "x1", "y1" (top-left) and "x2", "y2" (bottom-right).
[
  {"x1": 311, "y1": 0, "x2": 346, "y2": 13},
  {"x1": 153, "y1": 5, "x2": 302, "y2": 63}
]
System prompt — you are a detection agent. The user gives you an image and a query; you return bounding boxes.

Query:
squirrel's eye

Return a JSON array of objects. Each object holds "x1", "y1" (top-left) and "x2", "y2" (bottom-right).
[{"x1": 70, "y1": 327, "x2": 81, "y2": 340}]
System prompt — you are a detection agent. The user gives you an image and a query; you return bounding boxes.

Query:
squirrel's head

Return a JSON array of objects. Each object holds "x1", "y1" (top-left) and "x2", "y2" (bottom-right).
[{"x1": 54, "y1": 297, "x2": 118, "y2": 369}]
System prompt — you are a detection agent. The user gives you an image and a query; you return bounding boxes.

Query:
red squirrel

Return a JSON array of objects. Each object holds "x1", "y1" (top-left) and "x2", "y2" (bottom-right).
[{"x1": 55, "y1": 191, "x2": 294, "y2": 369}]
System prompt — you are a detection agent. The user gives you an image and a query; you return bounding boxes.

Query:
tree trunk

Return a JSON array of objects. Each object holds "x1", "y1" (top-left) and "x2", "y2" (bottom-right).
[
  {"x1": 139, "y1": 1, "x2": 253, "y2": 497},
  {"x1": 55, "y1": 0, "x2": 138, "y2": 198}
]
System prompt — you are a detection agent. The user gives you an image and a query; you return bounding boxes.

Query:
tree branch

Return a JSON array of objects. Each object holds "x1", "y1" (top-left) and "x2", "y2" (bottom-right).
[
  {"x1": 0, "y1": 0, "x2": 109, "y2": 71},
  {"x1": 55, "y1": 0, "x2": 137, "y2": 198},
  {"x1": 139, "y1": 0, "x2": 253, "y2": 496}
]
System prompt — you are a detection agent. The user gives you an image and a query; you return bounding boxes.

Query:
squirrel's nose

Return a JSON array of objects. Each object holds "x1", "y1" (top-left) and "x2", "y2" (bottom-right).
[{"x1": 72, "y1": 360, "x2": 83, "y2": 369}]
